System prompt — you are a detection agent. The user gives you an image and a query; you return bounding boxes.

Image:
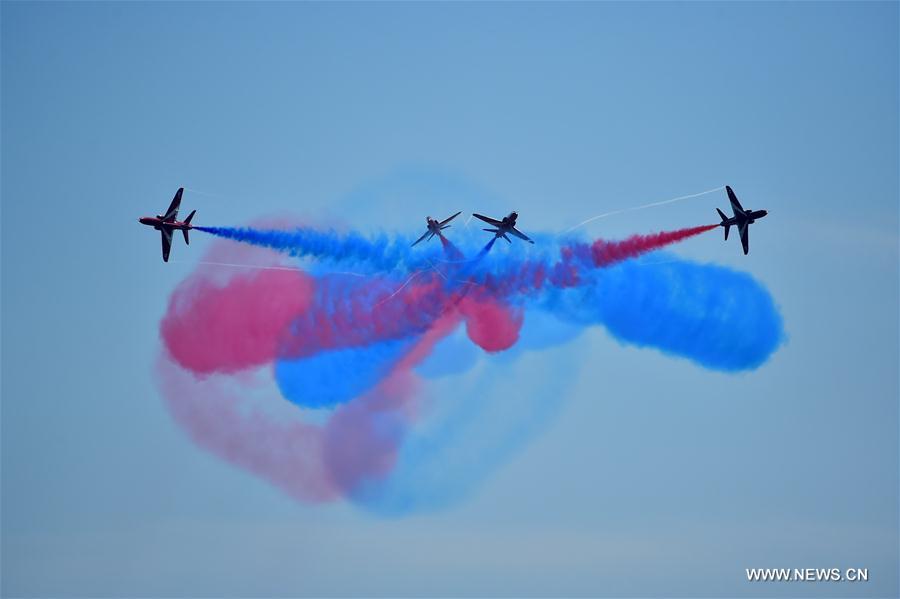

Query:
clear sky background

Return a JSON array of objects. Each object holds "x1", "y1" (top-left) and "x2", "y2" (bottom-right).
[{"x1": 2, "y1": 2, "x2": 898, "y2": 597}]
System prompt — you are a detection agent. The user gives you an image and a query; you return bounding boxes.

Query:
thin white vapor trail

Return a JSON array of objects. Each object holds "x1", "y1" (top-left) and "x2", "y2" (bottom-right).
[{"x1": 561, "y1": 185, "x2": 725, "y2": 235}]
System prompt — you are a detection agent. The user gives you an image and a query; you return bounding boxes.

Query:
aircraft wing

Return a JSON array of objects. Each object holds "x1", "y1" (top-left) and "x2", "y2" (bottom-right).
[
  {"x1": 726, "y1": 186, "x2": 745, "y2": 216},
  {"x1": 163, "y1": 187, "x2": 184, "y2": 222},
  {"x1": 439, "y1": 211, "x2": 462, "y2": 226},
  {"x1": 161, "y1": 228, "x2": 173, "y2": 262},
  {"x1": 509, "y1": 227, "x2": 535, "y2": 244},
  {"x1": 411, "y1": 230, "x2": 431, "y2": 247},
  {"x1": 739, "y1": 222, "x2": 750, "y2": 255},
  {"x1": 473, "y1": 213, "x2": 503, "y2": 226}
]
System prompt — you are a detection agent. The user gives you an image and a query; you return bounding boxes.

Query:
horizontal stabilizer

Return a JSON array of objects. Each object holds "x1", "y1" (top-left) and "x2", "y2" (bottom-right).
[
  {"x1": 183, "y1": 228, "x2": 190, "y2": 245},
  {"x1": 717, "y1": 208, "x2": 729, "y2": 240}
]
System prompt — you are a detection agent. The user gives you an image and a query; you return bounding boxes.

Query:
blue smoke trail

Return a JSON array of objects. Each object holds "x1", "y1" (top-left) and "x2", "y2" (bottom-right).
[
  {"x1": 276, "y1": 337, "x2": 418, "y2": 409},
  {"x1": 195, "y1": 225, "x2": 441, "y2": 273},
  {"x1": 542, "y1": 255, "x2": 783, "y2": 371}
]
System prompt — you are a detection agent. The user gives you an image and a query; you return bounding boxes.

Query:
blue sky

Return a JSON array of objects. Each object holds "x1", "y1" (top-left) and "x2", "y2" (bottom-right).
[{"x1": 2, "y1": 2, "x2": 897, "y2": 597}]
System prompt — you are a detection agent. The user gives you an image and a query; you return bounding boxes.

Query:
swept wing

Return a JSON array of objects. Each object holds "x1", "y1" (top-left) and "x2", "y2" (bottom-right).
[
  {"x1": 411, "y1": 230, "x2": 433, "y2": 247},
  {"x1": 161, "y1": 227, "x2": 173, "y2": 262},
  {"x1": 163, "y1": 187, "x2": 184, "y2": 222},
  {"x1": 508, "y1": 227, "x2": 535, "y2": 244},
  {"x1": 473, "y1": 213, "x2": 503, "y2": 226},
  {"x1": 726, "y1": 185, "x2": 745, "y2": 216},
  {"x1": 439, "y1": 211, "x2": 462, "y2": 227},
  {"x1": 739, "y1": 222, "x2": 750, "y2": 255}
]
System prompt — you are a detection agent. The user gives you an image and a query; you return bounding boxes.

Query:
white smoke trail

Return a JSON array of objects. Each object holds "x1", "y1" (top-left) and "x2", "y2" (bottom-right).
[
  {"x1": 561, "y1": 185, "x2": 725, "y2": 235},
  {"x1": 373, "y1": 270, "x2": 430, "y2": 307},
  {"x1": 179, "y1": 259, "x2": 449, "y2": 308},
  {"x1": 182, "y1": 187, "x2": 225, "y2": 198},
  {"x1": 174, "y1": 260, "x2": 367, "y2": 278}
]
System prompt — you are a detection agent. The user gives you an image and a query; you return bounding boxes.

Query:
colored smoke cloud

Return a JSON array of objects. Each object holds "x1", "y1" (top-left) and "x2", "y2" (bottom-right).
[{"x1": 157, "y1": 220, "x2": 783, "y2": 514}]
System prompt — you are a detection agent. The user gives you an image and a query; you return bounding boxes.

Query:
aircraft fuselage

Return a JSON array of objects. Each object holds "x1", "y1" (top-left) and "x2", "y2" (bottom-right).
[
  {"x1": 472, "y1": 211, "x2": 534, "y2": 244},
  {"x1": 494, "y1": 212, "x2": 518, "y2": 234},
  {"x1": 138, "y1": 216, "x2": 193, "y2": 231},
  {"x1": 720, "y1": 209, "x2": 768, "y2": 228},
  {"x1": 425, "y1": 217, "x2": 442, "y2": 235}
]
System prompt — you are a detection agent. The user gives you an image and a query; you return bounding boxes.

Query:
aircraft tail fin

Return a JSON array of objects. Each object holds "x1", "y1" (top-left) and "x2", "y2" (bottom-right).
[
  {"x1": 182, "y1": 210, "x2": 196, "y2": 244},
  {"x1": 716, "y1": 208, "x2": 730, "y2": 240}
]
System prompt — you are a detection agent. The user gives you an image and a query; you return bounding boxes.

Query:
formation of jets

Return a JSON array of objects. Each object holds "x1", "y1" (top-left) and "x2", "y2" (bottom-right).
[
  {"x1": 138, "y1": 187, "x2": 196, "y2": 262},
  {"x1": 410, "y1": 187, "x2": 770, "y2": 254},
  {"x1": 716, "y1": 185, "x2": 768, "y2": 255},
  {"x1": 140, "y1": 186, "x2": 768, "y2": 262},
  {"x1": 411, "y1": 211, "x2": 535, "y2": 246}
]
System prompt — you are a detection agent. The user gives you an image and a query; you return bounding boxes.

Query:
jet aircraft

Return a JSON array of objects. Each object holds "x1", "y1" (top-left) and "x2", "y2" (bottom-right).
[
  {"x1": 138, "y1": 187, "x2": 196, "y2": 262},
  {"x1": 472, "y1": 211, "x2": 534, "y2": 244},
  {"x1": 716, "y1": 186, "x2": 767, "y2": 255},
  {"x1": 411, "y1": 212, "x2": 462, "y2": 246}
]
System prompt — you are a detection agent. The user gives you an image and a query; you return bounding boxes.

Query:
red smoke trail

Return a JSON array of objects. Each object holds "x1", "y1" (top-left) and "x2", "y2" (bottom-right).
[
  {"x1": 439, "y1": 234, "x2": 465, "y2": 261},
  {"x1": 161, "y1": 268, "x2": 314, "y2": 374},
  {"x1": 458, "y1": 296, "x2": 524, "y2": 352},
  {"x1": 590, "y1": 224, "x2": 718, "y2": 266},
  {"x1": 322, "y1": 310, "x2": 463, "y2": 495},
  {"x1": 158, "y1": 286, "x2": 471, "y2": 503},
  {"x1": 156, "y1": 353, "x2": 340, "y2": 503},
  {"x1": 478, "y1": 224, "x2": 719, "y2": 298},
  {"x1": 276, "y1": 273, "x2": 455, "y2": 359}
]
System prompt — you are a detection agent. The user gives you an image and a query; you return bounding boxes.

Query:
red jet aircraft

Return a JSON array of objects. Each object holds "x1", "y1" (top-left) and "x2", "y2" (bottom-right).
[{"x1": 138, "y1": 187, "x2": 196, "y2": 262}]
